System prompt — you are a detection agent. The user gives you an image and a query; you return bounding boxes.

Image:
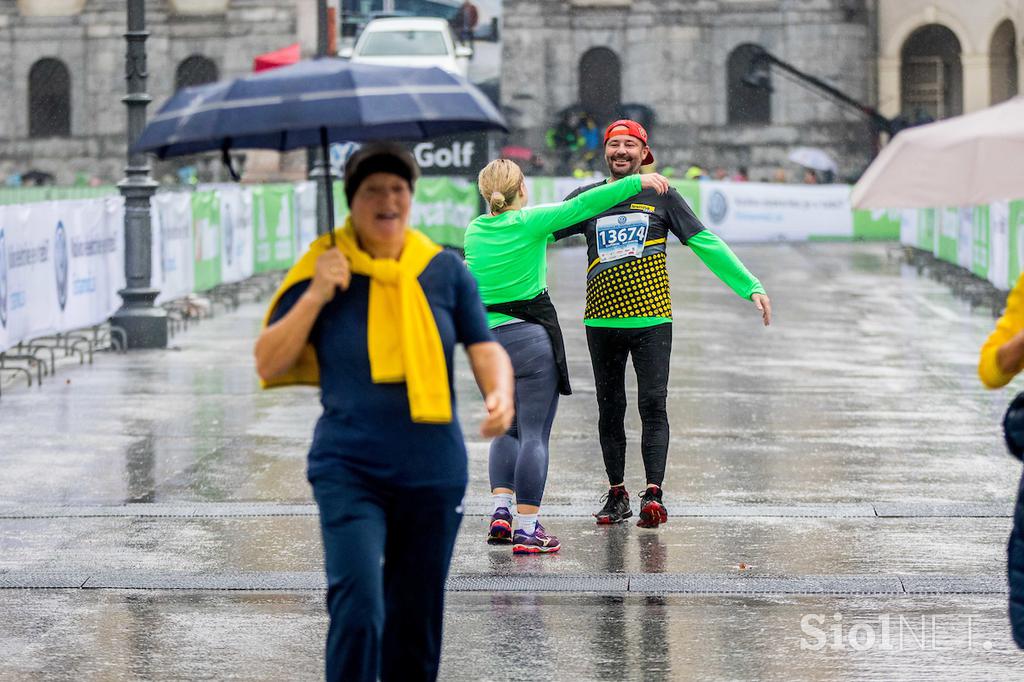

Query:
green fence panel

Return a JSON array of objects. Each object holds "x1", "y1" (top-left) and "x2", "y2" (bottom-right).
[
  {"x1": 252, "y1": 184, "x2": 298, "y2": 273},
  {"x1": 410, "y1": 177, "x2": 479, "y2": 248},
  {"x1": 971, "y1": 205, "x2": 990, "y2": 280},
  {"x1": 1011, "y1": 200, "x2": 1024, "y2": 283},
  {"x1": 853, "y1": 209, "x2": 901, "y2": 240},
  {"x1": 0, "y1": 185, "x2": 118, "y2": 205},
  {"x1": 191, "y1": 191, "x2": 222, "y2": 291},
  {"x1": 936, "y1": 208, "x2": 959, "y2": 263}
]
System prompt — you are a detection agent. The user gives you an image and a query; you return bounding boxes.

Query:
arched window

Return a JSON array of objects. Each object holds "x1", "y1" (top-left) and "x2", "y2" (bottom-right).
[
  {"x1": 175, "y1": 55, "x2": 218, "y2": 91},
  {"x1": 29, "y1": 58, "x2": 71, "y2": 138},
  {"x1": 727, "y1": 44, "x2": 770, "y2": 125},
  {"x1": 578, "y1": 47, "x2": 621, "y2": 128},
  {"x1": 900, "y1": 24, "x2": 962, "y2": 120},
  {"x1": 990, "y1": 20, "x2": 1019, "y2": 105}
]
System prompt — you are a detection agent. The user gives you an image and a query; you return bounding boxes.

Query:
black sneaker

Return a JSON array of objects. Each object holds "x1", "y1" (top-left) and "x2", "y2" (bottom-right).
[
  {"x1": 636, "y1": 486, "x2": 668, "y2": 528},
  {"x1": 594, "y1": 486, "x2": 632, "y2": 524}
]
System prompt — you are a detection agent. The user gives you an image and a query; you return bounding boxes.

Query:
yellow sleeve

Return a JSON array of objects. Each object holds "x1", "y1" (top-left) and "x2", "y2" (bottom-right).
[{"x1": 979, "y1": 273, "x2": 1024, "y2": 389}]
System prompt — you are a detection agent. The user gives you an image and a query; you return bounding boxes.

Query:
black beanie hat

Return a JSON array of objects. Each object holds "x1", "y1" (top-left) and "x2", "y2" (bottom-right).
[{"x1": 343, "y1": 142, "x2": 419, "y2": 207}]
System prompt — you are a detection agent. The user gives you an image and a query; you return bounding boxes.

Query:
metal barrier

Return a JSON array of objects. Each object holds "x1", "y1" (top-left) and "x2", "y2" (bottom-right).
[{"x1": 1, "y1": 272, "x2": 285, "y2": 401}]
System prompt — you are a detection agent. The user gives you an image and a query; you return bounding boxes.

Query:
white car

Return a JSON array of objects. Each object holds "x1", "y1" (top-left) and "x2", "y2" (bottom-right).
[{"x1": 343, "y1": 17, "x2": 472, "y2": 78}]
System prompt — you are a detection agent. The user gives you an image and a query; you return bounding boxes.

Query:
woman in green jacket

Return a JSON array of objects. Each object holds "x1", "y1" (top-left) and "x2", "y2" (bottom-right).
[{"x1": 464, "y1": 158, "x2": 668, "y2": 553}]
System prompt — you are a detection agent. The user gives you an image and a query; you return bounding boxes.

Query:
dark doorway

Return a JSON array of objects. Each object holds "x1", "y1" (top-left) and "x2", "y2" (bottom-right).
[
  {"x1": 579, "y1": 47, "x2": 622, "y2": 127},
  {"x1": 728, "y1": 43, "x2": 771, "y2": 124},
  {"x1": 990, "y1": 20, "x2": 1019, "y2": 105},
  {"x1": 901, "y1": 24, "x2": 962, "y2": 120},
  {"x1": 29, "y1": 58, "x2": 71, "y2": 138},
  {"x1": 175, "y1": 55, "x2": 219, "y2": 91}
]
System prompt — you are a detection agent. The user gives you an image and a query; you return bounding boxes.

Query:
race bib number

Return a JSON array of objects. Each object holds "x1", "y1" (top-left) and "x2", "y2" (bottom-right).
[{"x1": 595, "y1": 213, "x2": 650, "y2": 263}]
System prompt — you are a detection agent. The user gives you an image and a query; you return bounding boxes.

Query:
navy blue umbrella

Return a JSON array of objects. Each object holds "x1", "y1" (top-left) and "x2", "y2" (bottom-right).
[{"x1": 133, "y1": 57, "x2": 507, "y2": 240}]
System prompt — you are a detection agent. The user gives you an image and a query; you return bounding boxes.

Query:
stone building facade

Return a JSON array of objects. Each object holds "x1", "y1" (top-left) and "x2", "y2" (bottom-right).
[
  {"x1": 501, "y1": 0, "x2": 881, "y2": 181},
  {"x1": 0, "y1": 0, "x2": 300, "y2": 184},
  {"x1": 3, "y1": 1, "x2": 1021, "y2": 184},
  {"x1": 877, "y1": 0, "x2": 1022, "y2": 119}
]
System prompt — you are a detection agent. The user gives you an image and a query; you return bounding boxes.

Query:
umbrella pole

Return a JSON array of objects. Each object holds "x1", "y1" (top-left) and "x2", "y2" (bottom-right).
[{"x1": 320, "y1": 127, "x2": 337, "y2": 247}]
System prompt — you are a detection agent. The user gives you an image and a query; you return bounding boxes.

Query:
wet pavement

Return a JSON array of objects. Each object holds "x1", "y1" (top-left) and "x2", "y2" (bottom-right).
[{"x1": 1, "y1": 242, "x2": 1023, "y2": 679}]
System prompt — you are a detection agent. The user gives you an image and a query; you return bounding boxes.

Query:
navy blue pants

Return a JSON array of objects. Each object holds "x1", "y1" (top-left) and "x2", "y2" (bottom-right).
[
  {"x1": 488, "y1": 322, "x2": 560, "y2": 507},
  {"x1": 310, "y1": 466, "x2": 465, "y2": 681},
  {"x1": 1010, "y1": 466, "x2": 1024, "y2": 648}
]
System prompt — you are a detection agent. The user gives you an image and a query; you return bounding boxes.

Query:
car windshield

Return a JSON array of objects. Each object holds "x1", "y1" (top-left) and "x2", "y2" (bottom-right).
[{"x1": 358, "y1": 30, "x2": 449, "y2": 57}]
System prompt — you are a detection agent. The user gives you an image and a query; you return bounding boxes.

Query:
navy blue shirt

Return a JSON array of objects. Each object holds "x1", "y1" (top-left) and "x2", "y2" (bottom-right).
[{"x1": 269, "y1": 250, "x2": 493, "y2": 486}]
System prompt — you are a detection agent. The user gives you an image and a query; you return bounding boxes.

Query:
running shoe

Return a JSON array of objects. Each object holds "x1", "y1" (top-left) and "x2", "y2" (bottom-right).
[
  {"x1": 487, "y1": 507, "x2": 513, "y2": 544},
  {"x1": 512, "y1": 523, "x2": 561, "y2": 554},
  {"x1": 636, "y1": 485, "x2": 668, "y2": 528},
  {"x1": 594, "y1": 486, "x2": 632, "y2": 524}
]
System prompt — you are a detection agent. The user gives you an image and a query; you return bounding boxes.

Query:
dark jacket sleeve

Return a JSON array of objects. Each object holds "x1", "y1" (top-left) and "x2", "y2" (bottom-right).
[{"x1": 664, "y1": 188, "x2": 706, "y2": 244}]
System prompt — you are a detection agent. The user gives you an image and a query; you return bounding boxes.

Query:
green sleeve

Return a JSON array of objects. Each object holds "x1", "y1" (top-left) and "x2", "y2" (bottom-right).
[
  {"x1": 687, "y1": 230, "x2": 766, "y2": 299},
  {"x1": 517, "y1": 175, "x2": 642, "y2": 238}
]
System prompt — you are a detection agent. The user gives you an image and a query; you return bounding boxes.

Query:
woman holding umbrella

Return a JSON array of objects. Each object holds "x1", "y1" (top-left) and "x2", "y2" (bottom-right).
[
  {"x1": 254, "y1": 142, "x2": 514, "y2": 681},
  {"x1": 464, "y1": 158, "x2": 669, "y2": 554}
]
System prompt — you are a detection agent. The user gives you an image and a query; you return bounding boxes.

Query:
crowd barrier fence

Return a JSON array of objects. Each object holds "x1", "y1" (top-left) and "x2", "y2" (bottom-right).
[{"x1": 0, "y1": 177, "x2": 903, "y2": 354}]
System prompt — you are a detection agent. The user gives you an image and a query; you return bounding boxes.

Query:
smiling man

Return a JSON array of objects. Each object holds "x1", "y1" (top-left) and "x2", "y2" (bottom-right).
[{"x1": 554, "y1": 119, "x2": 772, "y2": 529}]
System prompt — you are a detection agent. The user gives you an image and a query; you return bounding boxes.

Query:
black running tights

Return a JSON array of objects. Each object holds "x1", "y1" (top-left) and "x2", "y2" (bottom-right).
[{"x1": 586, "y1": 323, "x2": 672, "y2": 488}]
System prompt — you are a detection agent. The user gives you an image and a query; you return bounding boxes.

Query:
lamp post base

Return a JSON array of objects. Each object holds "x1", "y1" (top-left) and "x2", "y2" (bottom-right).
[{"x1": 110, "y1": 288, "x2": 168, "y2": 349}]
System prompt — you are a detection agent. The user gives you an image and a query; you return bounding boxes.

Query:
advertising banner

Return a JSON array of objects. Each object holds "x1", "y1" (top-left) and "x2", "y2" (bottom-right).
[
  {"x1": 152, "y1": 192, "x2": 195, "y2": 304},
  {"x1": 411, "y1": 133, "x2": 489, "y2": 177},
  {"x1": 191, "y1": 191, "x2": 222, "y2": 292},
  {"x1": 1009, "y1": 200, "x2": 1024, "y2": 284},
  {"x1": 218, "y1": 185, "x2": 254, "y2": 285},
  {"x1": 989, "y1": 201, "x2": 1010, "y2": 291},
  {"x1": 55, "y1": 197, "x2": 125, "y2": 332},
  {"x1": 853, "y1": 209, "x2": 902, "y2": 240},
  {"x1": 0, "y1": 203, "x2": 59, "y2": 351},
  {"x1": 957, "y1": 206, "x2": 975, "y2": 271},
  {"x1": 0, "y1": 199, "x2": 124, "y2": 352},
  {"x1": 252, "y1": 184, "x2": 297, "y2": 273},
  {"x1": 899, "y1": 209, "x2": 918, "y2": 247},
  {"x1": 936, "y1": 207, "x2": 959, "y2": 263},
  {"x1": 293, "y1": 181, "x2": 320, "y2": 253},
  {"x1": 410, "y1": 177, "x2": 479, "y2": 248},
  {"x1": 698, "y1": 182, "x2": 853, "y2": 242}
]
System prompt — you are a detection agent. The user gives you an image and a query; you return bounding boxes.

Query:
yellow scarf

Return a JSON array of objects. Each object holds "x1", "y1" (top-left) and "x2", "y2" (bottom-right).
[{"x1": 261, "y1": 219, "x2": 451, "y2": 424}]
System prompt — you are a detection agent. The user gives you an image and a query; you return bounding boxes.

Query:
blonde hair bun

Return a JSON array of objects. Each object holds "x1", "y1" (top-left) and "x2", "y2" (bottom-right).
[{"x1": 478, "y1": 158, "x2": 524, "y2": 214}]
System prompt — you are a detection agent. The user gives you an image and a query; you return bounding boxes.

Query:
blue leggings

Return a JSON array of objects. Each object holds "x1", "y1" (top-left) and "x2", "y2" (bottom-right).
[
  {"x1": 309, "y1": 466, "x2": 464, "y2": 682},
  {"x1": 488, "y1": 322, "x2": 560, "y2": 507}
]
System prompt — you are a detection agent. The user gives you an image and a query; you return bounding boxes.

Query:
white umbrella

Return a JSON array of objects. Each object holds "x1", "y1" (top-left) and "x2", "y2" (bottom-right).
[
  {"x1": 787, "y1": 147, "x2": 838, "y2": 173},
  {"x1": 852, "y1": 96, "x2": 1024, "y2": 209}
]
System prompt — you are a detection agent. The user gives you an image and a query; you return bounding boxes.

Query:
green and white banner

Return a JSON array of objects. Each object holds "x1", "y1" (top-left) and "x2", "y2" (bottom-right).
[
  {"x1": 190, "y1": 191, "x2": 222, "y2": 292},
  {"x1": 900, "y1": 198, "x2": 1024, "y2": 291},
  {"x1": 411, "y1": 178, "x2": 479, "y2": 248}
]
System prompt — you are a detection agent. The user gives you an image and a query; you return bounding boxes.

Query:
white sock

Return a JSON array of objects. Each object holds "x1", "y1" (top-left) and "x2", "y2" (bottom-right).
[
  {"x1": 517, "y1": 513, "x2": 538, "y2": 535},
  {"x1": 492, "y1": 493, "x2": 514, "y2": 512}
]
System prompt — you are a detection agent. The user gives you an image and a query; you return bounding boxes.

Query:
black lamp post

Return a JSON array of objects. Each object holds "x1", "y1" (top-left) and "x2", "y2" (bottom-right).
[{"x1": 110, "y1": 0, "x2": 167, "y2": 349}]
